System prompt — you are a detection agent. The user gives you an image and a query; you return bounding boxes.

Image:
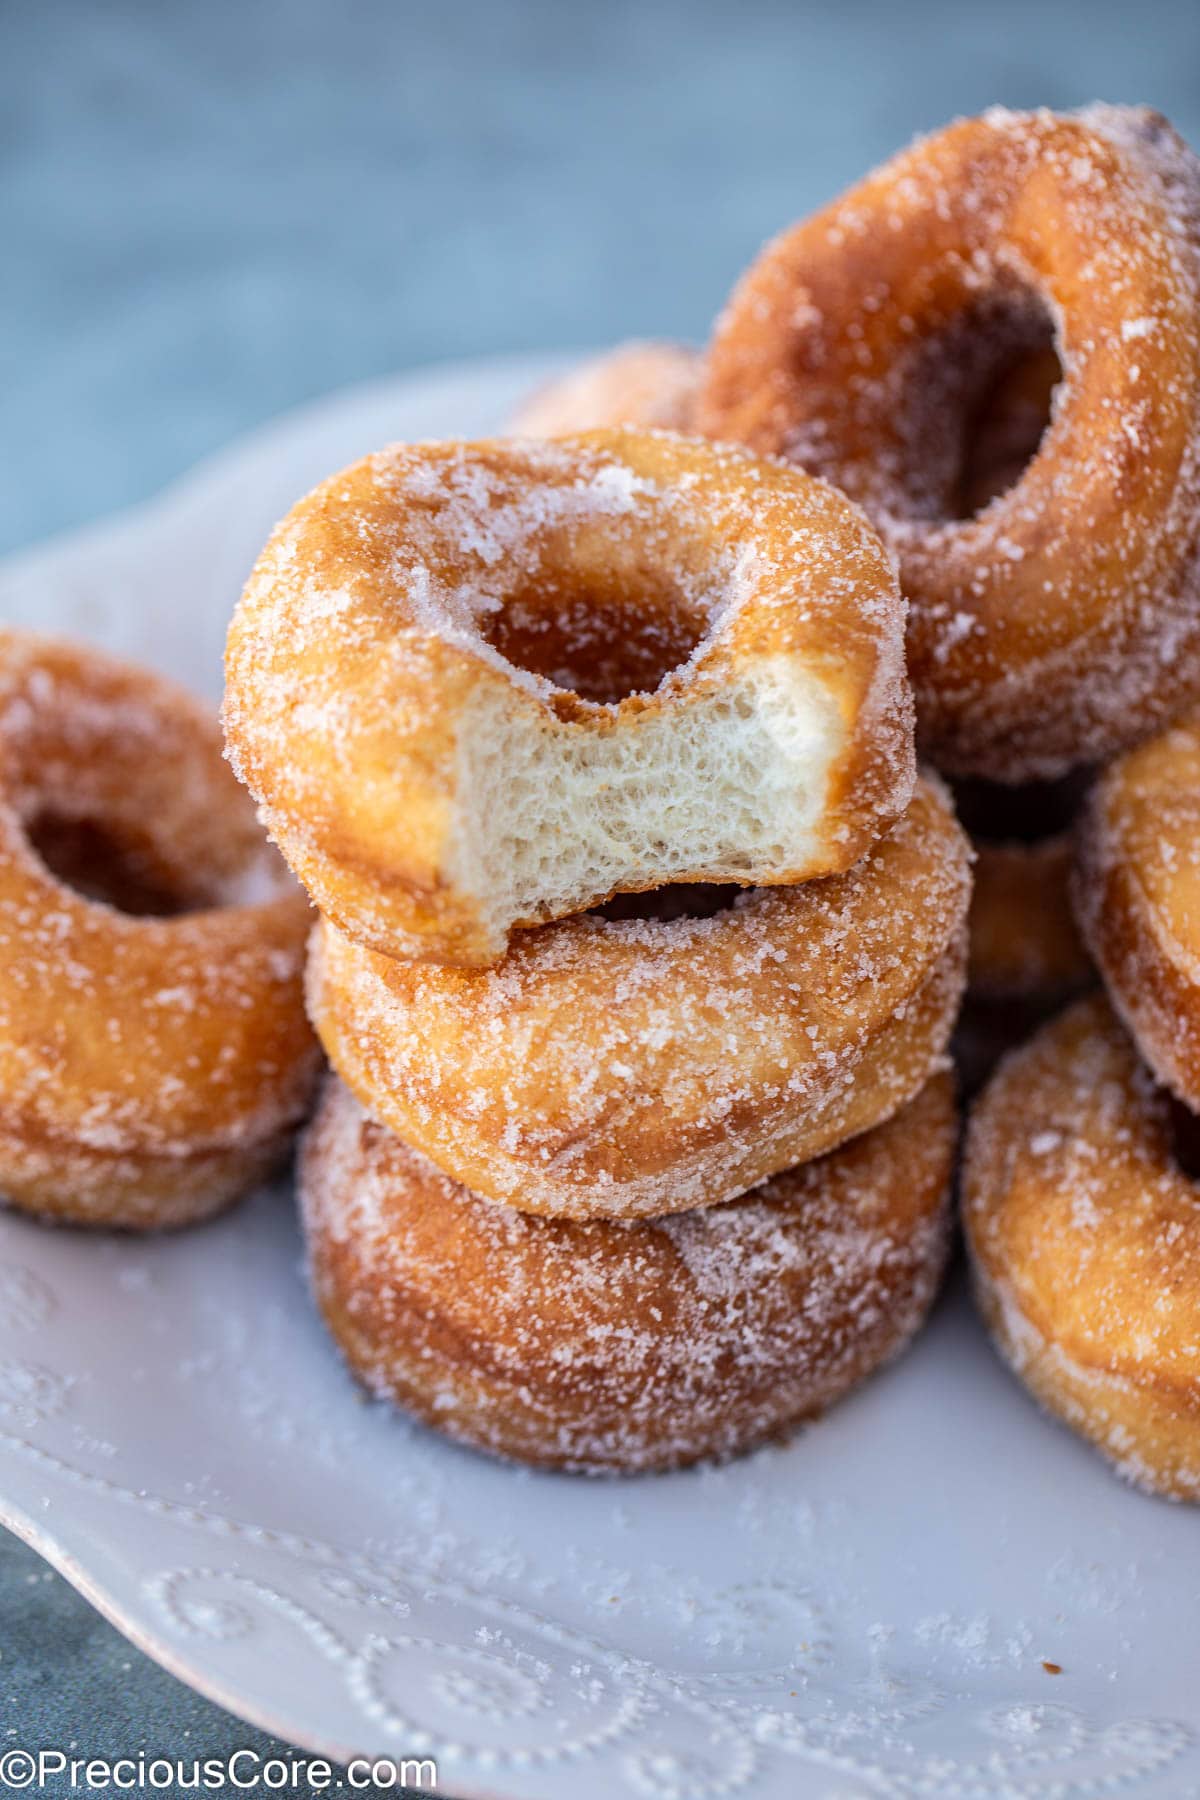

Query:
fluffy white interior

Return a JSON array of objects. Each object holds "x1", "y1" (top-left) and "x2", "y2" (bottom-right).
[{"x1": 450, "y1": 656, "x2": 841, "y2": 939}]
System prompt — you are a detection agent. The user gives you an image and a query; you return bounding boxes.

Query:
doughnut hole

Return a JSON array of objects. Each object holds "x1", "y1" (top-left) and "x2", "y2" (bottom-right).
[
  {"x1": 475, "y1": 521, "x2": 713, "y2": 704},
  {"x1": 1168, "y1": 1097, "x2": 1200, "y2": 1183},
  {"x1": 896, "y1": 291, "x2": 1061, "y2": 523},
  {"x1": 952, "y1": 768, "x2": 1095, "y2": 1094},
  {"x1": 951, "y1": 769, "x2": 1092, "y2": 846},
  {"x1": 595, "y1": 883, "x2": 743, "y2": 925},
  {"x1": 454, "y1": 509, "x2": 841, "y2": 935},
  {"x1": 1, "y1": 657, "x2": 287, "y2": 921},
  {"x1": 25, "y1": 812, "x2": 207, "y2": 917}
]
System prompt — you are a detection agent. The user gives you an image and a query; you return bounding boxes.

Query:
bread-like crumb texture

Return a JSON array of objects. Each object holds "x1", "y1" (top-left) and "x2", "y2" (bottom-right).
[
  {"x1": 225, "y1": 429, "x2": 914, "y2": 965},
  {"x1": 307, "y1": 774, "x2": 970, "y2": 1220},
  {"x1": 964, "y1": 995, "x2": 1200, "y2": 1501},
  {"x1": 300, "y1": 1071, "x2": 956, "y2": 1474}
]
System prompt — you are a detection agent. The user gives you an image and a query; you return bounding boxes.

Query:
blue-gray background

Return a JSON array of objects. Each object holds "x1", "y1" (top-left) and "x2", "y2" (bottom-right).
[{"x1": 3, "y1": 0, "x2": 1199, "y2": 1781}]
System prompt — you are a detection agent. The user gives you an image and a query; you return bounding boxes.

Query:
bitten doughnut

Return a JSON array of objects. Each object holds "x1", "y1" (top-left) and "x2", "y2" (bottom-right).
[
  {"x1": 307, "y1": 775, "x2": 970, "y2": 1220},
  {"x1": 225, "y1": 429, "x2": 914, "y2": 967},
  {"x1": 964, "y1": 996, "x2": 1200, "y2": 1500},
  {"x1": 701, "y1": 105, "x2": 1200, "y2": 780},
  {"x1": 301, "y1": 1071, "x2": 956, "y2": 1474},
  {"x1": 1075, "y1": 715, "x2": 1200, "y2": 1110},
  {"x1": 508, "y1": 341, "x2": 701, "y2": 435},
  {"x1": 0, "y1": 631, "x2": 320, "y2": 1229}
]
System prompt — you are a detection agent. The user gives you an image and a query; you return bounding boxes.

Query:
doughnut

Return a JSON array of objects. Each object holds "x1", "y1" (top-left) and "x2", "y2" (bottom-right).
[
  {"x1": 508, "y1": 341, "x2": 700, "y2": 435},
  {"x1": 224, "y1": 429, "x2": 915, "y2": 967},
  {"x1": 948, "y1": 773, "x2": 1091, "y2": 1093},
  {"x1": 307, "y1": 774, "x2": 970, "y2": 1221},
  {"x1": 964, "y1": 995, "x2": 1200, "y2": 1500},
  {"x1": 0, "y1": 630, "x2": 320, "y2": 1229},
  {"x1": 954, "y1": 774, "x2": 1092, "y2": 1004},
  {"x1": 1075, "y1": 715, "x2": 1200, "y2": 1110},
  {"x1": 300, "y1": 1070, "x2": 956, "y2": 1474},
  {"x1": 700, "y1": 105, "x2": 1200, "y2": 781}
]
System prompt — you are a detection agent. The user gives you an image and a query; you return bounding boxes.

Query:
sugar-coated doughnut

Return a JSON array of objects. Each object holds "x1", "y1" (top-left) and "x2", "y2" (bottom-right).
[
  {"x1": 701, "y1": 106, "x2": 1200, "y2": 781},
  {"x1": 968, "y1": 838, "x2": 1085, "y2": 1002},
  {"x1": 508, "y1": 341, "x2": 700, "y2": 435},
  {"x1": 307, "y1": 775, "x2": 969, "y2": 1221},
  {"x1": 964, "y1": 996, "x2": 1200, "y2": 1500},
  {"x1": 1075, "y1": 715, "x2": 1200, "y2": 1111},
  {"x1": 225, "y1": 429, "x2": 914, "y2": 967},
  {"x1": 301, "y1": 1071, "x2": 956, "y2": 1474},
  {"x1": 950, "y1": 774, "x2": 1092, "y2": 1094},
  {"x1": 0, "y1": 631, "x2": 320, "y2": 1228},
  {"x1": 953, "y1": 775, "x2": 1092, "y2": 1004}
]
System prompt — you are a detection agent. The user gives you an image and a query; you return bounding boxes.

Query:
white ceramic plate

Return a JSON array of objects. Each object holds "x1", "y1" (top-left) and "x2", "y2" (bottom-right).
[{"x1": 0, "y1": 356, "x2": 1198, "y2": 1800}]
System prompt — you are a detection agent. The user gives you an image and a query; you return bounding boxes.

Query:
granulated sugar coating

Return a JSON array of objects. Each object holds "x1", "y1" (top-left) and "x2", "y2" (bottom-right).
[
  {"x1": 224, "y1": 429, "x2": 915, "y2": 966},
  {"x1": 964, "y1": 995, "x2": 1200, "y2": 1500},
  {"x1": 307, "y1": 775, "x2": 971, "y2": 1221},
  {"x1": 0, "y1": 630, "x2": 320, "y2": 1228},
  {"x1": 1075, "y1": 713, "x2": 1200, "y2": 1113},
  {"x1": 300, "y1": 1070, "x2": 956, "y2": 1474},
  {"x1": 701, "y1": 105, "x2": 1200, "y2": 781}
]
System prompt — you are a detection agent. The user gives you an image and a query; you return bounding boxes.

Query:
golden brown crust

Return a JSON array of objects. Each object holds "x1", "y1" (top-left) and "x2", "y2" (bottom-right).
[
  {"x1": 963, "y1": 996, "x2": 1200, "y2": 1500},
  {"x1": 0, "y1": 630, "x2": 320, "y2": 1229},
  {"x1": 508, "y1": 341, "x2": 701, "y2": 436},
  {"x1": 950, "y1": 773, "x2": 1092, "y2": 1093},
  {"x1": 224, "y1": 429, "x2": 915, "y2": 966},
  {"x1": 0, "y1": 1123, "x2": 289, "y2": 1231},
  {"x1": 1074, "y1": 716, "x2": 1200, "y2": 1110},
  {"x1": 307, "y1": 775, "x2": 971, "y2": 1220},
  {"x1": 700, "y1": 106, "x2": 1200, "y2": 781},
  {"x1": 300, "y1": 1072, "x2": 956, "y2": 1474},
  {"x1": 969, "y1": 837, "x2": 1090, "y2": 1002}
]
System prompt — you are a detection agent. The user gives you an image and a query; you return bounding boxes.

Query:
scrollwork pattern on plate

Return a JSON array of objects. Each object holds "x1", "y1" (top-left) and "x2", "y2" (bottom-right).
[
  {"x1": 1, "y1": 359, "x2": 1198, "y2": 1800},
  {"x1": 0, "y1": 1426, "x2": 1194, "y2": 1795},
  {"x1": 0, "y1": 1265, "x2": 56, "y2": 1333}
]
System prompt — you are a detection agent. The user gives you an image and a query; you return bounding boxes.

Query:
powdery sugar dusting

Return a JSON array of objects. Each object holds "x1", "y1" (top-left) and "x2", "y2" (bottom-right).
[
  {"x1": 702, "y1": 104, "x2": 1200, "y2": 778},
  {"x1": 299, "y1": 1071, "x2": 956, "y2": 1473},
  {"x1": 307, "y1": 776, "x2": 971, "y2": 1218},
  {"x1": 0, "y1": 632, "x2": 318, "y2": 1199},
  {"x1": 223, "y1": 429, "x2": 914, "y2": 962},
  {"x1": 964, "y1": 995, "x2": 1200, "y2": 1498}
]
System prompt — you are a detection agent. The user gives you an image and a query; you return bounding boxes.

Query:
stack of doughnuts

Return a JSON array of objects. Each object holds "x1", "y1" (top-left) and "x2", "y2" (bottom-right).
[
  {"x1": 488, "y1": 103, "x2": 1200, "y2": 1494},
  {"x1": 225, "y1": 429, "x2": 971, "y2": 1472},
  {"x1": 10, "y1": 101, "x2": 1200, "y2": 1491}
]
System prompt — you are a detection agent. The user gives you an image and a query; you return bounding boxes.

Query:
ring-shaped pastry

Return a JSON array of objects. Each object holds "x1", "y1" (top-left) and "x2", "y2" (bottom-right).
[
  {"x1": 301, "y1": 1070, "x2": 956, "y2": 1474},
  {"x1": 701, "y1": 105, "x2": 1200, "y2": 781},
  {"x1": 1075, "y1": 714, "x2": 1200, "y2": 1111},
  {"x1": 954, "y1": 774, "x2": 1092, "y2": 1004},
  {"x1": 0, "y1": 631, "x2": 319, "y2": 1228},
  {"x1": 964, "y1": 995, "x2": 1200, "y2": 1500},
  {"x1": 225, "y1": 429, "x2": 914, "y2": 966},
  {"x1": 306, "y1": 774, "x2": 970, "y2": 1220}
]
